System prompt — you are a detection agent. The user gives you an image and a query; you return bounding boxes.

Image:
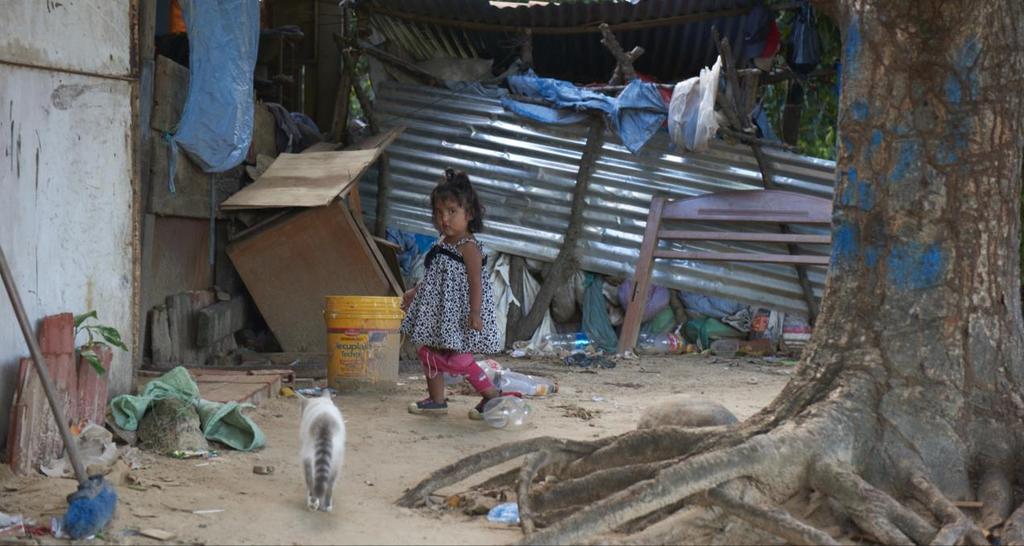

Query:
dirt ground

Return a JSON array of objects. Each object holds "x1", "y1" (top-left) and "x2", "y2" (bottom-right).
[{"x1": 0, "y1": 353, "x2": 793, "y2": 545}]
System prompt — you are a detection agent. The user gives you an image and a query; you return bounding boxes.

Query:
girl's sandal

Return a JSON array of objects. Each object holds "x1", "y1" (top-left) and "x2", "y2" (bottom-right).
[{"x1": 408, "y1": 397, "x2": 449, "y2": 415}]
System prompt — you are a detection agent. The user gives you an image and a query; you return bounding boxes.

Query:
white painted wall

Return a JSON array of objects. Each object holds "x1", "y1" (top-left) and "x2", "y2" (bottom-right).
[{"x1": 0, "y1": 1, "x2": 135, "y2": 448}]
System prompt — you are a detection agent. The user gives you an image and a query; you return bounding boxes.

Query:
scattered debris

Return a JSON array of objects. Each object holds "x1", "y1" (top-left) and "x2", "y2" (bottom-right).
[
  {"x1": 252, "y1": 465, "x2": 274, "y2": 475},
  {"x1": 0, "y1": 513, "x2": 25, "y2": 538},
  {"x1": 486, "y1": 502, "x2": 520, "y2": 525},
  {"x1": 192, "y1": 509, "x2": 224, "y2": 515},
  {"x1": 364, "y1": 480, "x2": 375, "y2": 487},
  {"x1": 295, "y1": 387, "x2": 336, "y2": 397},
  {"x1": 604, "y1": 382, "x2": 643, "y2": 389},
  {"x1": 139, "y1": 528, "x2": 176, "y2": 541},
  {"x1": 563, "y1": 353, "x2": 615, "y2": 369},
  {"x1": 118, "y1": 446, "x2": 146, "y2": 470},
  {"x1": 40, "y1": 423, "x2": 118, "y2": 478},
  {"x1": 557, "y1": 404, "x2": 600, "y2": 421},
  {"x1": 168, "y1": 449, "x2": 219, "y2": 460},
  {"x1": 591, "y1": 395, "x2": 606, "y2": 403}
]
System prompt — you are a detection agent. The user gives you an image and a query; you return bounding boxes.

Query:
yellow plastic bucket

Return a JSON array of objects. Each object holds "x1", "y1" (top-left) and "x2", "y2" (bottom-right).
[{"x1": 324, "y1": 296, "x2": 404, "y2": 392}]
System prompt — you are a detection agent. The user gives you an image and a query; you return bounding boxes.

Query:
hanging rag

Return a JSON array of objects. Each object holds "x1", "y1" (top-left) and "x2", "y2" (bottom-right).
[{"x1": 501, "y1": 70, "x2": 667, "y2": 153}]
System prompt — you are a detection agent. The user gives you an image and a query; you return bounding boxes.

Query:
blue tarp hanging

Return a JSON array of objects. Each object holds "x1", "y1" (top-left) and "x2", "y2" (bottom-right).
[
  {"x1": 500, "y1": 70, "x2": 667, "y2": 154},
  {"x1": 171, "y1": 0, "x2": 260, "y2": 173}
]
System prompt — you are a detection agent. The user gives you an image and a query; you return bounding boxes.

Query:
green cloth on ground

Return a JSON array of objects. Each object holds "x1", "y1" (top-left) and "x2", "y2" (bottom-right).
[
  {"x1": 110, "y1": 366, "x2": 266, "y2": 451},
  {"x1": 683, "y1": 317, "x2": 745, "y2": 349},
  {"x1": 195, "y1": 399, "x2": 265, "y2": 452},
  {"x1": 640, "y1": 307, "x2": 676, "y2": 337},
  {"x1": 581, "y1": 273, "x2": 619, "y2": 353}
]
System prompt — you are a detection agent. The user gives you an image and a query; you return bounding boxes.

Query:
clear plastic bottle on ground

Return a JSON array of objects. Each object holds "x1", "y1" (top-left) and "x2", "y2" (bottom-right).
[
  {"x1": 495, "y1": 370, "x2": 558, "y2": 397},
  {"x1": 636, "y1": 332, "x2": 686, "y2": 355},
  {"x1": 481, "y1": 396, "x2": 532, "y2": 429},
  {"x1": 541, "y1": 332, "x2": 591, "y2": 353}
]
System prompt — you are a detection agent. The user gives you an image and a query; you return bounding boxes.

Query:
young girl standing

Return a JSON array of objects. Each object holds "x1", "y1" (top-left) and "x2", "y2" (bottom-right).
[{"x1": 401, "y1": 168, "x2": 505, "y2": 419}]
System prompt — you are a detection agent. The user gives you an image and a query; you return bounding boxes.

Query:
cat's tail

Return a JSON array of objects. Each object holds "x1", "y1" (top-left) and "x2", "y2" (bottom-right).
[{"x1": 311, "y1": 415, "x2": 340, "y2": 499}]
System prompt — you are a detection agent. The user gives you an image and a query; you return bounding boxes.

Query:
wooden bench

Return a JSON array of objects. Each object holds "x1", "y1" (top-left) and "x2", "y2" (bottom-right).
[{"x1": 617, "y1": 189, "x2": 832, "y2": 353}]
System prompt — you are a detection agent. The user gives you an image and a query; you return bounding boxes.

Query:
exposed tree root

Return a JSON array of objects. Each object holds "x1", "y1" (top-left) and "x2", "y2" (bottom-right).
[
  {"x1": 706, "y1": 480, "x2": 840, "y2": 546},
  {"x1": 612, "y1": 505, "x2": 711, "y2": 545},
  {"x1": 518, "y1": 427, "x2": 814, "y2": 545},
  {"x1": 810, "y1": 460, "x2": 936, "y2": 545},
  {"x1": 562, "y1": 426, "x2": 727, "y2": 479},
  {"x1": 532, "y1": 461, "x2": 675, "y2": 514},
  {"x1": 397, "y1": 437, "x2": 605, "y2": 508},
  {"x1": 517, "y1": 450, "x2": 554, "y2": 534},
  {"x1": 1002, "y1": 503, "x2": 1024, "y2": 545},
  {"x1": 977, "y1": 466, "x2": 1013, "y2": 531},
  {"x1": 474, "y1": 467, "x2": 520, "y2": 491},
  {"x1": 908, "y1": 473, "x2": 988, "y2": 546}
]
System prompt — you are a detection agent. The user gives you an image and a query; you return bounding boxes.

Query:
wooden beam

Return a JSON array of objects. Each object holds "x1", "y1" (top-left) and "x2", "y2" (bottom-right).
[
  {"x1": 367, "y1": 5, "x2": 753, "y2": 35},
  {"x1": 340, "y1": 48, "x2": 379, "y2": 134},
  {"x1": 374, "y1": 153, "x2": 391, "y2": 237},
  {"x1": 652, "y1": 250, "x2": 829, "y2": 266},
  {"x1": 505, "y1": 255, "x2": 525, "y2": 349},
  {"x1": 358, "y1": 41, "x2": 445, "y2": 87},
  {"x1": 509, "y1": 116, "x2": 604, "y2": 343},
  {"x1": 330, "y1": 10, "x2": 354, "y2": 144},
  {"x1": 657, "y1": 231, "x2": 830, "y2": 244},
  {"x1": 520, "y1": 29, "x2": 533, "y2": 70}
]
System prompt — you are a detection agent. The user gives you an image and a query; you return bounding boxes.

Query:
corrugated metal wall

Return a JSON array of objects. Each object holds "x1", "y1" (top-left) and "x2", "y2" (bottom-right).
[
  {"x1": 360, "y1": 81, "x2": 837, "y2": 317},
  {"x1": 0, "y1": 0, "x2": 137, "y2": 447}
]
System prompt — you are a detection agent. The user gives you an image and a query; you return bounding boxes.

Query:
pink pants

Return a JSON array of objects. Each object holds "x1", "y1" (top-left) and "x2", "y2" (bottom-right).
[{"x1": 418, "y1": 346, "x2": 495, "y2": 393}]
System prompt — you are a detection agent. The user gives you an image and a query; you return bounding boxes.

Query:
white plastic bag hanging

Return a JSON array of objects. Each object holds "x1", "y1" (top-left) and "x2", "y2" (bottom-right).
[{"x1": 668, "y1": 56, "x2": 722, "y2": 152}]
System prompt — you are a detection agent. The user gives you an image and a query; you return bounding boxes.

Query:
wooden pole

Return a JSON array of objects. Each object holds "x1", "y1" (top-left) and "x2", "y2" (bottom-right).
[
  {"x1": 509, "y1": 116, "x2": 605, "y2": 343},
  {"x1": 599, "y1": 23, "x2": 641, "y2": 84},
  {"x1": 520, "y1": 29, "x2": 533, "y2": 70},
  {"x1": 505, "y1": 255, "x2": 525, "y2": 349},
  {"x1": 358, "y1": 42, "x2": 444, "y2": 87},
  {"x1": 330, "y1": 9, "x2": 353, "y2": 144}
]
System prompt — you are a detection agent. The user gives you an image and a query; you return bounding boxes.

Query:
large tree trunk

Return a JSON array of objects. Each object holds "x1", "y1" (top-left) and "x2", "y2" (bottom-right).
[{"x1": 396, "y1": 2, "x2": 1024, "y2": 544}]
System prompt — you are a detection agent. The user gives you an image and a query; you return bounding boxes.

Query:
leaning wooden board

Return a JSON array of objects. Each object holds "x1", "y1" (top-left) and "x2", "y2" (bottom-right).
[{"x1": 136, "y1": 369, "x2": 293, "y2": 405}]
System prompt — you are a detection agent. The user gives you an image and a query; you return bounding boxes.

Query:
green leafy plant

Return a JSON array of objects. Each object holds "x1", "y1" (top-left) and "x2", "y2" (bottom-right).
[{"x1": 74, "y1": 311, "x2": 127, "y2": 375}]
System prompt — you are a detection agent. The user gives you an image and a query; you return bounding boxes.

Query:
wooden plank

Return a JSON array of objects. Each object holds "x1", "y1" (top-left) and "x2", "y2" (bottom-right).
[
  {"x1": 618, "y1": 198, "x2": 665, "y2": 354},
  {"x1": 227, "y1": 201, "x2": 398, "y2": 352},
  {"x1": 151, "y1": 55, "x2": 188, "y2": 133},
  {"x1": 149, "y1": 130, "x2": 210, "y2": 218},
  {"x1": 373, "y1": 236, "x2": 405, "y2": 292},
  {"x1": 657, "y1": 230, "x2": 831, "y2": 244},
  {"x1": 652, "y1": 250, "x2": 829, "y2": 265},
  {"x1": 660, "y1": 190, "x2": 833, "y2": 224},
  {"x1": 221, "y1": 149, "x2": 381, "y2": 210},
  {"x1": 142, "y1": 216, "x2": 211, "y2": 316},
  {"x1": 196, "y1": 298, "x2": 247, "y2": 347},
  {"x1": 137, "y1": 369, "x2": 285, "y2": 405}
]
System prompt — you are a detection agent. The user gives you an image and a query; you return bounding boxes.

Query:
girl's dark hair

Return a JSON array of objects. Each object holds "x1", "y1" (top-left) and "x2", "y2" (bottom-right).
[{"x1": 430, "y1": 167, "x2": 485, "y2": 233}]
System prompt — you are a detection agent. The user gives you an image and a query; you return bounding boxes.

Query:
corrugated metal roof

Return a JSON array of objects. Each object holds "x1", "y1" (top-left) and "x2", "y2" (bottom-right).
[
  {"x1": 364, "y1": 0, "x2": 760, "y2": 83},
  {"x1": 359, "y1": 81, "x2": 836, "y2": 317}
]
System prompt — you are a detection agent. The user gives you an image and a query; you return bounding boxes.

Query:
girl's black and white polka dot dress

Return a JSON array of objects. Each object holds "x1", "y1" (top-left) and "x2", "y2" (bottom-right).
[{"x1": 401, "y1": 237, "x2": 501, "y2": 354}]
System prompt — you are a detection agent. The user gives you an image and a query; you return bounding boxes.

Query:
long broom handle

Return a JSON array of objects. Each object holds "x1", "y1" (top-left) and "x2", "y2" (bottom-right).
[{"x1": 0, "y1": 244, "x2": 87, "y2": 485}]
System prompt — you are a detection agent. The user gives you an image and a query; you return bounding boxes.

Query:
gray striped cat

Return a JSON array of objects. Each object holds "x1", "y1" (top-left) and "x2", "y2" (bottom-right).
[{"x1": 299, "y1": 390, "x2": 346, "y2": 512}]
